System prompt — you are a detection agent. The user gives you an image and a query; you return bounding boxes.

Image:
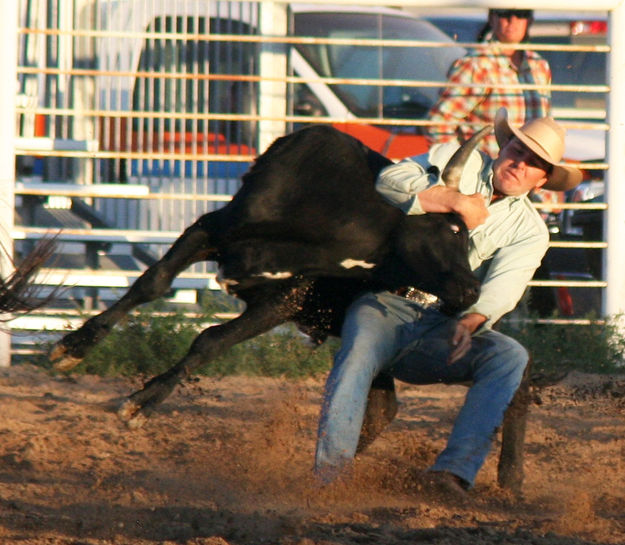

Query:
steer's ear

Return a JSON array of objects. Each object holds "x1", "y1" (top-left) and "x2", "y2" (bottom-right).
[{"x1": 441, "y1": 125, "x2": 493, "y2": 190}]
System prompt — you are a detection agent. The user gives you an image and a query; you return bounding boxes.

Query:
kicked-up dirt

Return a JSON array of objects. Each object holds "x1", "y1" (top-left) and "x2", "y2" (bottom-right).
[{"x1": 1, "y1": 364, "x2": 624, "y2": 544}]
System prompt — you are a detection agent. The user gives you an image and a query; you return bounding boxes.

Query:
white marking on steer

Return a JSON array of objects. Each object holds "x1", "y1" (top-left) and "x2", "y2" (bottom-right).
[
  {"x1": 216, "y1": 267, "x2": 239, "y2": 293},
  {"x1": 340, "y1": 259, "x2": 376, "y2": 269},
  {"x1": 256, "y1": 271, "x2": 294, "y2": 279}
]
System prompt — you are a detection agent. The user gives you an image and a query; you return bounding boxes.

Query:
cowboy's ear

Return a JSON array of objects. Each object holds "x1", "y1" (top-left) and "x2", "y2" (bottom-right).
[{"x1": 534, "y1": 176, "x2": 549, "y2": 191}]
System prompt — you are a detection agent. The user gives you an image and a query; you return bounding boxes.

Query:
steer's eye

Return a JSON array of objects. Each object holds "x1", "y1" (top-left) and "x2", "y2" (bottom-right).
[{"x1": 450, "y1": 223, "x2": 462, "y2": 234}]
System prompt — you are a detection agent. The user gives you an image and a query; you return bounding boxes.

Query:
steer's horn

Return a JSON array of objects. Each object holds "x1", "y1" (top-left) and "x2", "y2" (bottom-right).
[{"x1": 441, "y1": 125, "x2": 493, "y2": 189}]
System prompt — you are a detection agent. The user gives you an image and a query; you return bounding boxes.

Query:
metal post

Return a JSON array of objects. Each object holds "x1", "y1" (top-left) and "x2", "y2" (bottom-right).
[
  {"x1": 258, "y1": 1, "x2": 287, "y2": 153},
  {"x1": 0, "y1": 1, "x2": 18, "y2": 366},
  {"x1": 604, "y1": 2, "x2": 625, "y2": 318}
]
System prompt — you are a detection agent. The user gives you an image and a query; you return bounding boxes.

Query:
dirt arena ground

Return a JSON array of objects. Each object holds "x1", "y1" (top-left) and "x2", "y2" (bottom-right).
[{"x1": 1, "y1": 364, "x2": 624, "y2": 545}]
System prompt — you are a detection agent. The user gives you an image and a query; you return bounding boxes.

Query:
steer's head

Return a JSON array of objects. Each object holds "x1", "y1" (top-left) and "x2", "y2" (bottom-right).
[
  {"x1": 393, "y1": 212, "x2": 479, "y2": 314},
  {"x1": 389, "y1": 126, "x2": 492, "y2": 313}
]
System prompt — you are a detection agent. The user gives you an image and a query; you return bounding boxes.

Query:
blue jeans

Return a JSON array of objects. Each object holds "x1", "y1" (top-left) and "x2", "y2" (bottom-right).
[{"x1": 315, "y1": 291, "x2": 528, "y2": 487}]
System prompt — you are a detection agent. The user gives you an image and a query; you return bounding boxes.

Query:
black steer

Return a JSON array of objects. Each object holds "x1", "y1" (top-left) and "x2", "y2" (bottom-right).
[{"x1": 50, "y1": 125, "x2": 482, "y2": 432}]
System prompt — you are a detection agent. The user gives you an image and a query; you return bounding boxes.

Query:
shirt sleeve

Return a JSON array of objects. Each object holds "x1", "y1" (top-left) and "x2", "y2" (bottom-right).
[
  {"x1": 375, "y1": 158, "x2": 441, "y2": 215},
  {"x1": 465, "y1": 226, "x2": 549, "y2": 327}
]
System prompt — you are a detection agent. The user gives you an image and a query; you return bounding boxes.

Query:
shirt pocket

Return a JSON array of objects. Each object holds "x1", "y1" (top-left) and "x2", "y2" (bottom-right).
[{"x1": 470, "y1": 229, "x2": 499, "y2": 262}]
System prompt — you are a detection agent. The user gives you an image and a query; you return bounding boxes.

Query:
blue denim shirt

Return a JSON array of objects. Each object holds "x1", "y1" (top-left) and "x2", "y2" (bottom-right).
[{"x1": 376, "y1": 142, "x2": 549, "y2": 327}]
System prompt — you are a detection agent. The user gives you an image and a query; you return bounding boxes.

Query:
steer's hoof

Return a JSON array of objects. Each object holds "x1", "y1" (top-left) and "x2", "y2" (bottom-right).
[
  {"x1": 50, "y1": 343, "x2": 83, "y2": 371},
  {"x1": 117, "y1": 399, "x2": 148, "y2": 429}
]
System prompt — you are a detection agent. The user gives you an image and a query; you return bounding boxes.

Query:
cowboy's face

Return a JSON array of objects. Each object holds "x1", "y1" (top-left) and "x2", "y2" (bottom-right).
[{"x1": 492, "y1": 137, "x2": 550, "y2": 196}]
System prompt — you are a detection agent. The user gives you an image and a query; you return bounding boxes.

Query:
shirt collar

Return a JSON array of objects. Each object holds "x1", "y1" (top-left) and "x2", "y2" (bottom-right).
[{"x1": 486, "y1": 38, "x2": 529, "y2": 72}]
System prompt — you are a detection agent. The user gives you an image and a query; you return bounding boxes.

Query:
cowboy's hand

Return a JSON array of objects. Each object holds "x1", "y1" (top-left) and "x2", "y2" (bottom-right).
[
  {"x1": 417, "y1": 187, "x2": 489, "y2": 230},
  {"x1": 448, "y1": 313, "x2": 487, "y2": 364},
  {"x1": 455, "y1": 193, "x2": 489, "y2": 230},
  {"x1": 448, "y1": 322, "x2": 472, "y2": 364}
]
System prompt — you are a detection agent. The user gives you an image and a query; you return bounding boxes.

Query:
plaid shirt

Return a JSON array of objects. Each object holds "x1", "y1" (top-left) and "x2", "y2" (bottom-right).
[{"x1": 426, "y1": 42, "x2": 552, "y2": 157}]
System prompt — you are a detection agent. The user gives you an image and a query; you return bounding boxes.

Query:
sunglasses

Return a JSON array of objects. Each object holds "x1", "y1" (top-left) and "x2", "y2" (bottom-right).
[{"x1": 492, "y1": 9, "x2": 533, "y2": 19}]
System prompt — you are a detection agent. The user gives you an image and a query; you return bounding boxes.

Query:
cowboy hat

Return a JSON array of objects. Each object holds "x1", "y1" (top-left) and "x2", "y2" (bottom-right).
[{"x1": 494, "y1": 108, "x2": 583, "y2": 191}]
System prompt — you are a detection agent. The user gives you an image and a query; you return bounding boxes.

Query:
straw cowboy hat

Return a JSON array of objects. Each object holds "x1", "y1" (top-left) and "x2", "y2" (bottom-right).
[{"x1": 494, "y1": 108, "x2": 583, "y2": 191}]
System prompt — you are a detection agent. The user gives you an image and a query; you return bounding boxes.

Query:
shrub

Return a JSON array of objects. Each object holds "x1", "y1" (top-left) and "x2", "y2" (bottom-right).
[
  {"x1": 202, "y1": 327, "x2": 338, "y2": 378},
  {"x1": 72, "y1": 303, "x2": 202, "y2": 377},
  {"x1": 33, "y1": 291, "x2": 625, "y2": 379},
  {"x1": 498, "y1": 314, "x2": 625, "y2": 376},
  {"x1": 43, "y1": 295, "x2": 337, "y2": 379}
]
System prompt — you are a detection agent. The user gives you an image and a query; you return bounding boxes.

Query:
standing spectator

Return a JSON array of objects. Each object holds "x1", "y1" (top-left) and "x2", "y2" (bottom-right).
[{"x1": 427, "y1": 9, "x2": 551, "y2": 157}]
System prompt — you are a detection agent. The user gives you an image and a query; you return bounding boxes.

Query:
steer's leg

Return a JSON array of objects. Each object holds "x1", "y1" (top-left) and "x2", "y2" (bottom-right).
[
  {"x1": 50, "y1": 214, "x2": 219, "y2": 370},
  {"x1": 497, "y1": 357, "x2": 533, "y2": 493},
  {"x1": 356, "y1": 373, "x2": 398, "y2": 453},
  {"x1": 117, "y1": 281, "x2": 311, "y2": 428}
]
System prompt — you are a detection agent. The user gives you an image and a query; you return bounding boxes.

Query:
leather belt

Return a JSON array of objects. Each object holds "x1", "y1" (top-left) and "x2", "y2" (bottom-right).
[{"x1": 391, "y1": 287, "x2": 442, "y2": 310}]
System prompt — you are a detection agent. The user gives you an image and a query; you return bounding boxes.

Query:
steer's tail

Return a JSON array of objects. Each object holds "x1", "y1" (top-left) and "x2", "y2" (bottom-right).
[{"x1": 1, "y1": 236, "x2": 58, "y2": 316}]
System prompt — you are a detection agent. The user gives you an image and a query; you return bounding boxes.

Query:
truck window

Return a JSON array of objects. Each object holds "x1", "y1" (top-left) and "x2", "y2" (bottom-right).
[
  {"x1": 532, "y1": 35, "x2": 606, "y2": 114},
  {"x1": 292, "y1": 12, "x2": 465, "y2": 121},
  {"x1": 133, "y1": 16, "x2": 258, "y2": 145},
  {"x1": 103, "y1": 14, "x2": 258, "y2": 180}
]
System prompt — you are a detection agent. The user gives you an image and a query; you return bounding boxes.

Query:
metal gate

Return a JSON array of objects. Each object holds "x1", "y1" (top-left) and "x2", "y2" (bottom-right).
[{"x1": 4, "y1": 0, "x2": 625, "y2": 360}]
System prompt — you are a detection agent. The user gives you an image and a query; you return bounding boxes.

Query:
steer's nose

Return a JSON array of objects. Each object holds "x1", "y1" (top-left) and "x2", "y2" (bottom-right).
[{"x1": 464, "y1": 283, "x2": 480, "y2": 306}]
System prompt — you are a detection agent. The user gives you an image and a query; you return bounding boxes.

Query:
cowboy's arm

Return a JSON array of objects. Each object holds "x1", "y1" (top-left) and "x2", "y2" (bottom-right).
[
  {"x1": 447, "y1": 230, "x2": 548, "y2": 363},
  {"x1": 466, "y1": 230, "x2": 549, "y2": 328},
  {"x1": 376, "y1": 158, "x2": 489, "y2": 229}
]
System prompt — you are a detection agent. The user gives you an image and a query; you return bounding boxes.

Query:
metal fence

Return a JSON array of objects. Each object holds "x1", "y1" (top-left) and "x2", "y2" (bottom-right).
[{"x1": 3, "y1": 0, "x2": 625, "y2": 358}]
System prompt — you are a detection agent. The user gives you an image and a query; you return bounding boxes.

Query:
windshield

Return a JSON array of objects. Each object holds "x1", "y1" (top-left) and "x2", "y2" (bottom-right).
[{"x1": 293, "y1": 12, "x2": 465, "y2": 119}]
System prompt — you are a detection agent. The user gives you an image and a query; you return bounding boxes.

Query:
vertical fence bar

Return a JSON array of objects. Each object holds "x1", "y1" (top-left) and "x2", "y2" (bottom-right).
[
  {"x1": 258, "y1": 1, "x2": 287, "y2": 153},
  {"x1": 604, "y1": 1, "x2": 625, "y2": 318},
  {"x1": 0, "y1": 0, "x2": 18, "y2": 365}
]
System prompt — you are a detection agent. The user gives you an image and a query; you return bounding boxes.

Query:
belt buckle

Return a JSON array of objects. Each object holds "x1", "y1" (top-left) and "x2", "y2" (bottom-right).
[{"x1": 403, "y1": 287, "x2": 441, "y2": 309}]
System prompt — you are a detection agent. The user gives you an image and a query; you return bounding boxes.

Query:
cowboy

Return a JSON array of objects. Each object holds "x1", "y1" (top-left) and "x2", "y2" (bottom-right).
[{"x1": 314, "y1": 108, "x2": 582, "y2": 499}]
